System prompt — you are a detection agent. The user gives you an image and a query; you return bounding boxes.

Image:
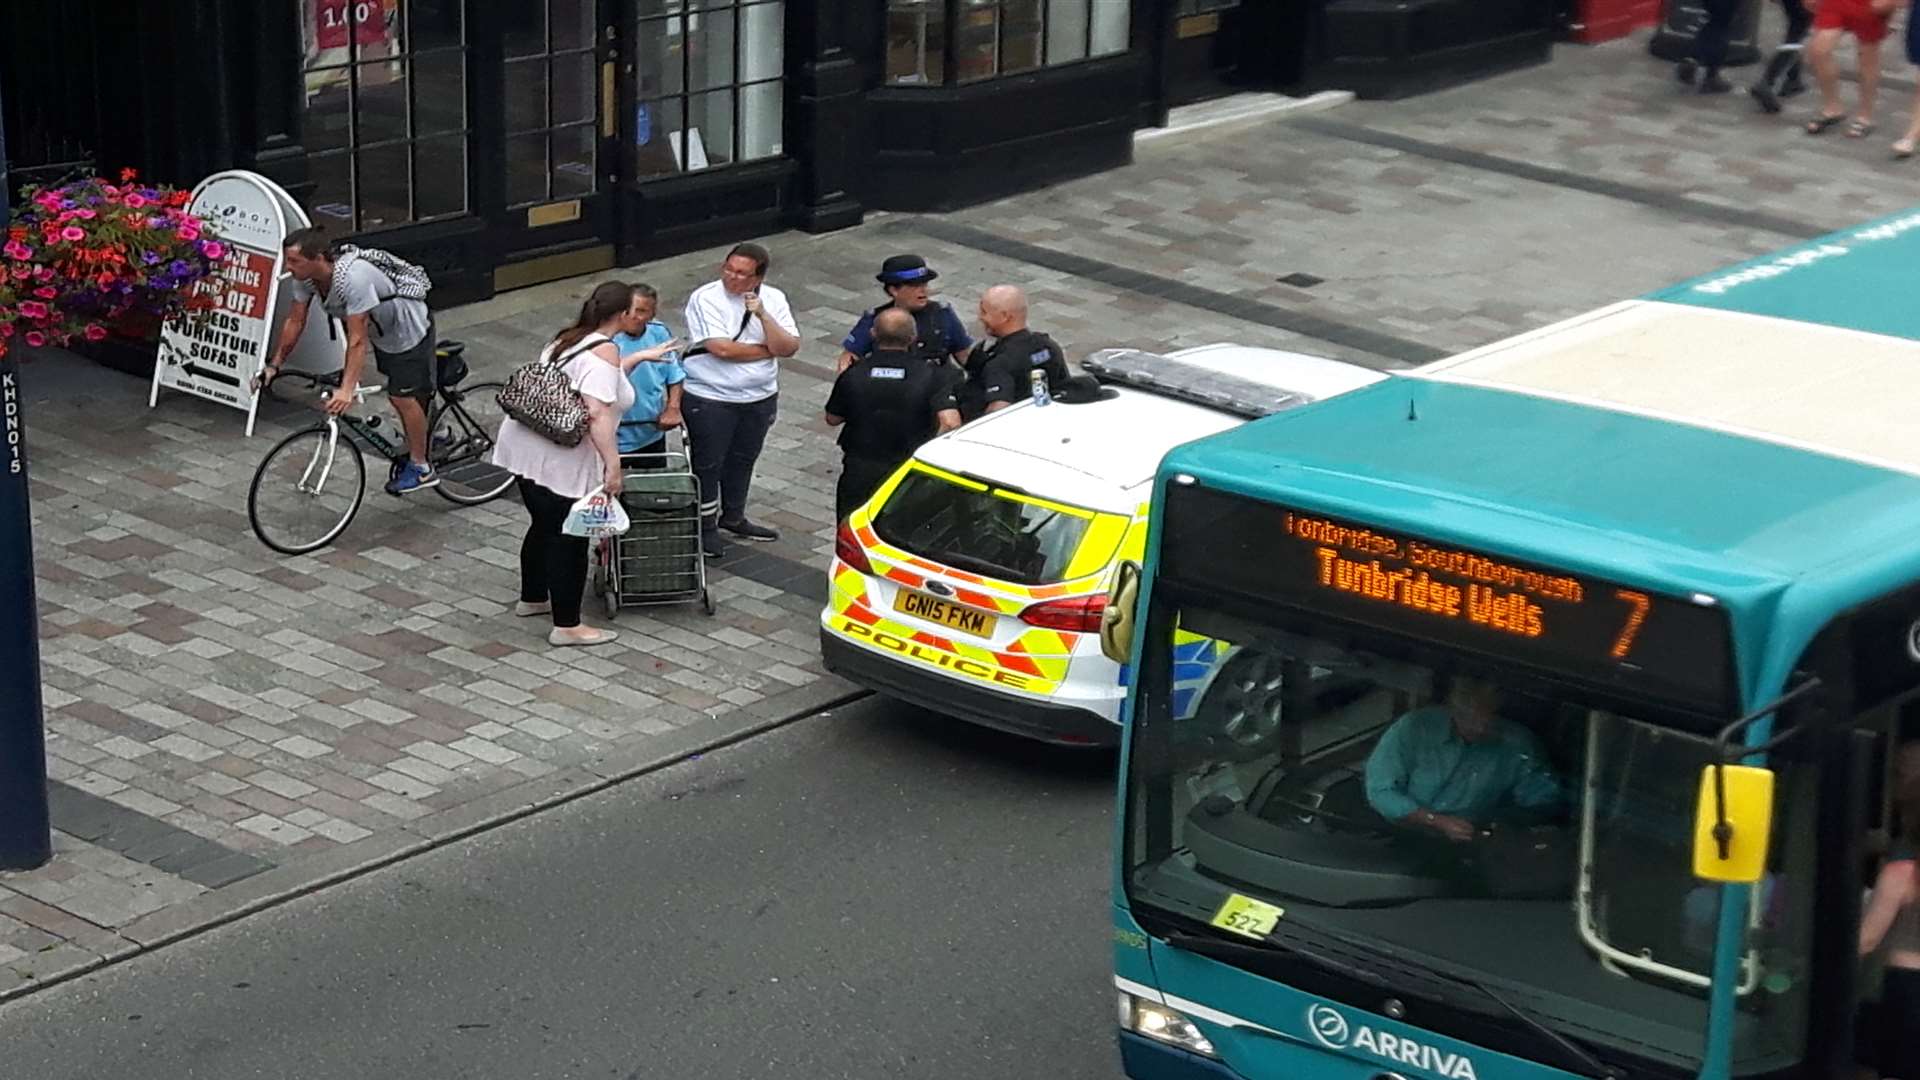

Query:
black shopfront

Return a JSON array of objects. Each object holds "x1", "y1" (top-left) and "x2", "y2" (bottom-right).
[{"x1": 2, "y1": 0, "x2": 1551, "y2": 307}]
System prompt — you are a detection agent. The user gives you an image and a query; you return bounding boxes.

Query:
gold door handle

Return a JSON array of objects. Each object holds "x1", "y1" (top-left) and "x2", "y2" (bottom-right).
[{"x1": 601, "y1": 60, "x2": 616, "y2": 138}]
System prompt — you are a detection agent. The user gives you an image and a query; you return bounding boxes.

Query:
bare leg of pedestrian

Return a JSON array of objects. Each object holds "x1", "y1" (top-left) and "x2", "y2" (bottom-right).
[
  {"x1": 1807, "y1": 29, "x2": 1848, "y2": 130},
  {"x1": 1895, "y1": 84, "x2": 1920, "y2": 156},
  {"x1": 1852, "y1": 39, "x2": 1884, "y2": 132}
]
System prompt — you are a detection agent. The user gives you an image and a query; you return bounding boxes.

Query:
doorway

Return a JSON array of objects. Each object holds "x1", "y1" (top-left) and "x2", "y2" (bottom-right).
[{"x1": 1163, "y1": 0, "x2": 1249, "y2": 105}]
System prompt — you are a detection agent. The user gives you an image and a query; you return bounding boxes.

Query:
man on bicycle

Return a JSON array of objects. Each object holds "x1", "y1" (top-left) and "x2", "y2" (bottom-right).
[{"x1": 266, "y1": 227, "x2": 440, "y2": 495}]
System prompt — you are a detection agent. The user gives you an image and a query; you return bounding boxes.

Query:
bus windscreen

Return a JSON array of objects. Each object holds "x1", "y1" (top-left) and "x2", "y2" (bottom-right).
[{"x1": 1160, "y1": 484, "x2": 1737, "y2": 715}]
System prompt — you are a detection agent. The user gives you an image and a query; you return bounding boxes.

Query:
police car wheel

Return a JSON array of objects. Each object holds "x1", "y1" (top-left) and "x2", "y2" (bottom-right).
[{"x1": 1196, "y1": 650, "x2": 1288, "y2": 756}]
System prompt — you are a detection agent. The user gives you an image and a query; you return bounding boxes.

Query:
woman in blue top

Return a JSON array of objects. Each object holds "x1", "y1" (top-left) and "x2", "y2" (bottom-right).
[{"x1": 612, "y1": 283, "x2": 686, "y2": 463}]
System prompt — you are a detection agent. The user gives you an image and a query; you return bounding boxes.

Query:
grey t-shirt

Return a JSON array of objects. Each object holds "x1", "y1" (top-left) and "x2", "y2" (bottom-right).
[{"x1": 289, "y1": 258, "x2": 431, "y2": 354}]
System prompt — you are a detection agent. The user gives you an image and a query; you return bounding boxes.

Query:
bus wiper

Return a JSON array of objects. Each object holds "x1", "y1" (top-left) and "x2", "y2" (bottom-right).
[
  {"x1": 1172, "y1": 922, "x2": 1623, "y2": 1080},
  {"x1": 1451, "y1": 972, "x2": 1625, "y2": 1080}
]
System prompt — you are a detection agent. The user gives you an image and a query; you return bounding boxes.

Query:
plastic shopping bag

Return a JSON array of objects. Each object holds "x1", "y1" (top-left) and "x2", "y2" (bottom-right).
[{"x1": 562, "y1": 486, "x2": 630, "y2": 539}]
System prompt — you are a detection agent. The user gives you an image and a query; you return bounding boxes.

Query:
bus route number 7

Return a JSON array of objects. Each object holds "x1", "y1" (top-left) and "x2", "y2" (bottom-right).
[{"x1": 1611, "y1": 590, "x2": 1650, "y2": 660}]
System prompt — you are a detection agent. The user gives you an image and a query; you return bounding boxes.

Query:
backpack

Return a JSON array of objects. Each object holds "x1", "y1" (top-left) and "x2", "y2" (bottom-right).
[
  {"x1": 497, "y1": 334, "x2": 607, "y2": 448},
  {"x1": 330, "y1": 244, "x2": 432, "y2": 304}
]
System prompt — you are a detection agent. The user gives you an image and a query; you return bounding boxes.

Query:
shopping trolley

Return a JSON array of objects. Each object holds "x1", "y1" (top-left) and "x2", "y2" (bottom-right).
[{"x1": 590, "y1": 432, "x2": 715, "y2": 618}]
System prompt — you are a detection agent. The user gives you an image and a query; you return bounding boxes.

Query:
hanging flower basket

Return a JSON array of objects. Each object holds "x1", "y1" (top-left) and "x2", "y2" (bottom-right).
[{"x1": 0, "y1": 170, "x2": 226, "y2": 366}]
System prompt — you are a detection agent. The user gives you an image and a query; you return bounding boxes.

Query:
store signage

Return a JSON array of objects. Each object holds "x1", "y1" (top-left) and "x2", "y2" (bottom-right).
[{"x1": 150, "y1": 170, "x2": 341, "y2": 437}]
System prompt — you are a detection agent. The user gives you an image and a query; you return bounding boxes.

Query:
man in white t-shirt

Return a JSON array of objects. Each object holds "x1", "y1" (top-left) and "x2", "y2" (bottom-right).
[
  {"x1": 681, "y1": 242, "x2": 801, "y2": 558},
  {"x1": 268, "y1": 228, "x2": 439, "y2": 495}
]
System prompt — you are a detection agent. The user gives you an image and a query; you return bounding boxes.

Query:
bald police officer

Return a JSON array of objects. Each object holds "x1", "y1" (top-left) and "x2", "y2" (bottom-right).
[
  {"x1": 959, "y1": 284, "x2": 1070, "y2": 420},
  {"x1": 825, "y1": 308, "x2": 963, "y2": 520},
  {"x1": 836, "y1": 254, "x2": 974, "y2": 378}
]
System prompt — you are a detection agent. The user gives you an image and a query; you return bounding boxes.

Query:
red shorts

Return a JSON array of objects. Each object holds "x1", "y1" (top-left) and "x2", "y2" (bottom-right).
[{"x1": 1814, "y1": 0, "x2": 1892, "y2": 42}]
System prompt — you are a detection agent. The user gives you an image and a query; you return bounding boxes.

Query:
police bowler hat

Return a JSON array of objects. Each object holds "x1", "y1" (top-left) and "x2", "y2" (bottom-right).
[{"x1": 877, "y1": 254, "x2": 938, "y2": 286}]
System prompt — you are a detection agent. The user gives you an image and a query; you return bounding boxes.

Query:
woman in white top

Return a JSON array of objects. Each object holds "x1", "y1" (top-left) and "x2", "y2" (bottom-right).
[{"x1": 491, "y1": 282, "x2": 675, "y2": 647}]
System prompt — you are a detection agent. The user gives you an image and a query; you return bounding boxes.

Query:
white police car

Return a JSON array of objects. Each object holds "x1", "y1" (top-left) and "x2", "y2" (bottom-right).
[{"x1": 819, "y1": 343, "x2": 1388, "y2": 746}]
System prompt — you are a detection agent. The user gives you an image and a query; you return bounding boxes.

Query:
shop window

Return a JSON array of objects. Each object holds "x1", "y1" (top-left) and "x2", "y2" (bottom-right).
[
  {"x1": 630, "y1": 1, "x2": 786, "y2": 180},
  {"x1": 885, "y1": 0, "x2": 1129, "y2": 85},
  {"x1": 504, "y1": 0, "x2": 602, "y2": 206},
  {"x1": 299, "y1": 0, "x2": 470, "y2": 232}
]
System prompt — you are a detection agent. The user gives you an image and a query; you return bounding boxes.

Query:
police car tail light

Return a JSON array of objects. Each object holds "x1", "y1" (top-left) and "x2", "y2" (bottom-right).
[
  {"x1": 834, "y1": 520, "x2": 874, "y2": 575},
  {"x1": 1021, "y1": 593, "x2": 1106, "y2": 633}
]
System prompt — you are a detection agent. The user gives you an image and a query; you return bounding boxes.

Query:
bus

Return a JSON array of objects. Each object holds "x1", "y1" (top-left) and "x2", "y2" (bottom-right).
[{"x1": 1101, "y1": 204, "x2": 1920, "y2": 1080}]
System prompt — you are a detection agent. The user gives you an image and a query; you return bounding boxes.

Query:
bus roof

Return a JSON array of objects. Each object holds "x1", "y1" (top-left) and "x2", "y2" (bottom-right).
[{"x1": 1160, "y1": 206, "x2": 1920, "y2": 695}]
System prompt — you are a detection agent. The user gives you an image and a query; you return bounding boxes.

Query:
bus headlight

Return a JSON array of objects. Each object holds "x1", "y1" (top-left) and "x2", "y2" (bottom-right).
[{"x1": 1119, "y1": 991, "x2": 1218, "y2": 1058}]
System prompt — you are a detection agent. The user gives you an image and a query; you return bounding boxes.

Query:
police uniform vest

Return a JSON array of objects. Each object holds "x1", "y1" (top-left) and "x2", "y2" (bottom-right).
[{"x1": 862, "y1": 301, "x2": 959, "y2": 369}]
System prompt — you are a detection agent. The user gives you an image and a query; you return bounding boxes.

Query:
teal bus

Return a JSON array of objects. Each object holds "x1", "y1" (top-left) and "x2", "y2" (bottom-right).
[{"x1": 1102, "y1": 205, "x2": 1920, "y2": 1080}]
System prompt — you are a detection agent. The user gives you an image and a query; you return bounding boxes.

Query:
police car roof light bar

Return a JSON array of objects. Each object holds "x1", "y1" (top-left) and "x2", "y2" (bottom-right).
[{"x1": 1080, "y1": 349, "x2": 1315, "y2": 421}]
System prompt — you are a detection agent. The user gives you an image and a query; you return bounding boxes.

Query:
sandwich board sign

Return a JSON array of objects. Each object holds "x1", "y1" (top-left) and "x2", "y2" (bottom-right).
[{"x1": 150, "y1": 170, "x2": 344, "y2": 436}]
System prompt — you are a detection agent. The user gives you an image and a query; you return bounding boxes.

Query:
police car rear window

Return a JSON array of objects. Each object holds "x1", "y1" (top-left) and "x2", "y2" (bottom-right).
[{"x1": 872, "y1": 472, "x2": 1093, "y2": 586}]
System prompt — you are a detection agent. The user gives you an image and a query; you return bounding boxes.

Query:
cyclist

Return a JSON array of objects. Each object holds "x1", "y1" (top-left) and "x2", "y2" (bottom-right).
[{"x1": 266, "y1": 227, "x2": 440, "y2": 495}]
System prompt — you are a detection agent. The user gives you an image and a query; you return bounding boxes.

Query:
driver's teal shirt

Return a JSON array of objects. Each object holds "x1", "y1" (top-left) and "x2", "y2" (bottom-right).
[{"x1": 1364, "y1": 707, "x2": 1563, "y2": 824}]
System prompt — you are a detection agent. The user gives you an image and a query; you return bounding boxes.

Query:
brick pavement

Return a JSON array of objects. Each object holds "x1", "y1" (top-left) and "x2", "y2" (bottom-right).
[{"x1": 5, "y1": 26, "x2": 1918, "y2": 998}]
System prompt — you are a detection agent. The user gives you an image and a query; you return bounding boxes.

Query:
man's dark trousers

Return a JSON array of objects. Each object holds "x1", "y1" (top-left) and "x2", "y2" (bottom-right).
[{"x1": 681, "y1": 392, "x2": 777, "y2": 531}]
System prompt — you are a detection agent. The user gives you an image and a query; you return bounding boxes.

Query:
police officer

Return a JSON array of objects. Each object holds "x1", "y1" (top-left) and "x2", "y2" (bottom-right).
[
  {"x1": 959, "y1": 284, "x2": 1071, "y2": 420},
  {"x1": 825, "y1": 308, "x2": 963, "y2": 520},
  {"x1": 835, "y1": 254, "x2": 975, "y2": 378}
]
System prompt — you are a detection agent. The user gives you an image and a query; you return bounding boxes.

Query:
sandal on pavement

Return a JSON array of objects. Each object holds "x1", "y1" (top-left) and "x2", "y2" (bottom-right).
[
  {"x1": 1806, "y1": 113, "x2": 1846, "y2": 134},
  {"x1": 549, "y1": 627, "x2": 618, "y2": 648},
  {"x1": 513, "y1": 600, "x2": 552, "y2": 617},
  {"x1": 1894, "y1": 138, "x2": 1916, "y2": 159},
  {"x1": 1847, "y1": 119, "x2": 1875, "y2": 138}
]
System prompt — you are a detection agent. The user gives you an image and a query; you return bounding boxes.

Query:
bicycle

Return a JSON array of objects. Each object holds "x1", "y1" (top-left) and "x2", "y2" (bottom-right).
[{"x1": 247, "y1": 341, "x2": 516, "y2": 555}]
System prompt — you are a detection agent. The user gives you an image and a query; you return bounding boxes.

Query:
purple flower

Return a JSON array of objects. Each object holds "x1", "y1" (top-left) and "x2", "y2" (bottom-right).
[
  {"x1": 167, "y1": 259, "x2": 190, "y2": 276},
  {"x1": 142, "y1": 251, "x2": 162, "y2": 265}
]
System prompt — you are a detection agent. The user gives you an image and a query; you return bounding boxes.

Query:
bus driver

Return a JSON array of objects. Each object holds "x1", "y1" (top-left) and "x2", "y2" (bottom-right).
[{"x1": 1364, "y1": 677, "x2": 1565, "y2": 842}]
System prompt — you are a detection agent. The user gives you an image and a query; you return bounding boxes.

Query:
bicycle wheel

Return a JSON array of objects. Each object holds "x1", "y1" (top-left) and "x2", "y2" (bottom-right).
[
  {"x1": 428, "y1": 380, "x2": 516, "y2": 506},
  {"x1": 249, "y1": 425, "x2": 367, "y2": 555}
]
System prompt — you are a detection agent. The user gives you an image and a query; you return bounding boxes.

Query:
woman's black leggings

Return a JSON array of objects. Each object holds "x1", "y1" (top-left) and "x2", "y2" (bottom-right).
[{"x1": 516, "y1": 477, "x2": 589, "y2": 629}]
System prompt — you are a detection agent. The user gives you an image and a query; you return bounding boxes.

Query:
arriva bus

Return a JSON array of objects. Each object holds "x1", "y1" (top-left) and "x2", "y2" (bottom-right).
[{"x1": 1101, "y1": 205, "x2": 1920, "y2": 1080}]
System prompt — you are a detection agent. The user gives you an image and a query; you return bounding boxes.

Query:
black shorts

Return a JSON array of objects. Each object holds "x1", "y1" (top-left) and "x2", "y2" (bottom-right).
[{"x1": 374, "y1": 322, "x2": 436, "y2": 405}]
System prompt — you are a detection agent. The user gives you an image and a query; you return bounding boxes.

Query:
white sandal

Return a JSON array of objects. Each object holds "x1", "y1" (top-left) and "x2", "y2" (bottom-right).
[{"x1": 548, "y1": 626, "x2": 618, "y2": 648}]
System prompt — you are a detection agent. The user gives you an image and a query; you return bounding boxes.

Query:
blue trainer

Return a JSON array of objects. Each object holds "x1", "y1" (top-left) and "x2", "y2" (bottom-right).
[{"x1": 385, "y1": 460, "x2": 440, "y2": 496}]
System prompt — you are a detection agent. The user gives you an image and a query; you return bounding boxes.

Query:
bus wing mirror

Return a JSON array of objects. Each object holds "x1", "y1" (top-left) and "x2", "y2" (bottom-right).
[
  {"x1": 1100, "y1": 560, "x2": 1142, "y2": 664},
  {"x1": 1692, "y1": 764, "x2": 1774, "y2": 884}
]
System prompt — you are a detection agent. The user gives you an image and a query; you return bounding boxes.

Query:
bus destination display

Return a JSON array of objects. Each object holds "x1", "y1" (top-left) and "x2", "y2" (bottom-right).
[{"x1": 1162, "y1": 488, "x2": 1734, "y2": 710}]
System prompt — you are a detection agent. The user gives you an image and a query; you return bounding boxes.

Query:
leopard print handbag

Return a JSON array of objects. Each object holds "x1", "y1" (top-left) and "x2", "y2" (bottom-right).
[{"x1": 495, "y1": 334, "x2": 605, "y2": 447}]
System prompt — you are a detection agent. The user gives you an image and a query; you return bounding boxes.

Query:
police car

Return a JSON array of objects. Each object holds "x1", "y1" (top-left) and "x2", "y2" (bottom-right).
[{"x1": 819, "y1": 343, "x2": 1388, "y2": 746}]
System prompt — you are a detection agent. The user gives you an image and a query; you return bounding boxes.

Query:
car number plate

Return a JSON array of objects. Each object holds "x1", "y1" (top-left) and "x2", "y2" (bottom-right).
[
  {"x1": 1211, "y1": 894, "x2": 1284, "y2": 940},
  {"x1": 894, "y1": 591, "x2": 998, "y2": 638}
]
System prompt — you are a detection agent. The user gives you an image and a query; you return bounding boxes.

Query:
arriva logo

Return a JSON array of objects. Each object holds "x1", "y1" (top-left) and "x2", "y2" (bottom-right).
[{"x1": 1304, "y1": 1003, "x2": 1479, "y2": 1080}]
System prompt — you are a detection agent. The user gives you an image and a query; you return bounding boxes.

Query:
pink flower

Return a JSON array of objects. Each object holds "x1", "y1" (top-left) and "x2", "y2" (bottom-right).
[
  {"x1": 177, "y1": 225, "x2": 201, "y2": 242},
  {"x1": 32, "y1": 287, "x2": 56, "y2": 300},
  {"x1": 71, "y1": 209, "x2": 96, "y2": 220},
  {"x1": 201, "y1": 241, "x2": 226, "y2": 260},
  {"x1": 17, "y1": 301, "x2": 48, "y2": 320},
  {"x1": 23, "y1": 331, "x2": 46, "y2": 348},
  {"x1": 83, "y1": 324, "x2": 108, "y2": 343},
  {"x1": 31, "y1": 266, "x2": 52, "y2": 282},
  {"x1": 124, "y1": 194, "x2": 148, "y2": 209},
  {"x1": 60, "y1": 226, "x2": 86, "y2": 242},
  {"x1": 1, "y1": 240, "x2": 29, "y2": 260}
]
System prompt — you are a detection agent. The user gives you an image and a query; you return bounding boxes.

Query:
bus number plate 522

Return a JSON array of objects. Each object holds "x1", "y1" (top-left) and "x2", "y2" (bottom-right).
[{"x1": 1211, "y1": 894, "x2": 1284, "y2": 939}]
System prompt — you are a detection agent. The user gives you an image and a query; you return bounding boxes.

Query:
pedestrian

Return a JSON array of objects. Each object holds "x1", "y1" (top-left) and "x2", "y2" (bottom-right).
[
  {"x1": 613, "y1": 283, "x2": 686, "y2": 470},
  {"x1": 490, "y1": 282, "x2": 646, "y2": 648},
  {"x1": 1859, "y1": 780, "x2": 1920, "y2": 1080},
  {"x1": 834, "y1": 254, "x2": 975, "y2": 378},
  {"x1": 825, "y1": 308, "x2": 963, "y2": 520},
  {"x1": 1750, "y1": 0, "x2": 1814, "y2": 111},
  {"x1": 1676, "y1": 0, "x2": 1741, "y2": 92},
  {"x1": 680, "y1": 242, "x2": 802, "y2": 559},
  {"x1": 1804, "y1": 0, "x2": 1899, "y2": 137},
  {"x1": 268, "y1": 227, "x2": 440, "y2": 495},
  {"x1": 958, "y1": 285, "x2": 1071, "y2": 421},
  {"x1": 1891, "y1": 0, "x2": 1920, "y2": 156}
]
